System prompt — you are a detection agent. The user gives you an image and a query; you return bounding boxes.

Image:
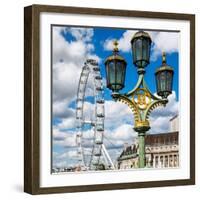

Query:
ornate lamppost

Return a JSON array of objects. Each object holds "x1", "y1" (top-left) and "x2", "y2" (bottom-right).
[{"x1": 104, "y1": 31, "x2": 174, "y2": 168}]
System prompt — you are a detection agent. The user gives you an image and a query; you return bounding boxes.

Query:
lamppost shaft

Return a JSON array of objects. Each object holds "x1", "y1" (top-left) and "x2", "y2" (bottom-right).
[{"x1": 138, "y1": 132, "x2": 145, "y2": 168}]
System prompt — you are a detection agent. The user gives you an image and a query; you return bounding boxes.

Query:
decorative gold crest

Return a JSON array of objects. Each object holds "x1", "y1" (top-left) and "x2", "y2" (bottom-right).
[{"x1": 133, "y1": 88, "x2": 151, "y2": 110}]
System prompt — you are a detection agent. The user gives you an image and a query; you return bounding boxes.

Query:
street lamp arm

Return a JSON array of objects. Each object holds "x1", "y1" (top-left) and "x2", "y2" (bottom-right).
[
  {"x1": 144, "y1": 98, "x2": 168, "y2": 120},
  {"x1": 142, "y1": 78, "x2": 161, "y2": 101},
  {"x1": 112, "y1": 93, "x2": 141, "y2": 122},
  {"x1": 125, "y1": 74, "x2": 144, "y2": 97},
  {"x1": 125, "y1": 75, "x2": 161, "y2": 101}
]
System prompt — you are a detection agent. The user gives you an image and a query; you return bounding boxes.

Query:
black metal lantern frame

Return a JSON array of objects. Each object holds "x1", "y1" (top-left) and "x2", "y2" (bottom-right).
[
  {"x1": 131, "y1": 31, "x2": 152, "y2": 69},
  {"x1": 105, "y1": 41, "x2": 127, "y2": 93},
  {"x1": 155, "y1": 53, "x2": 174, "y2": 99}
]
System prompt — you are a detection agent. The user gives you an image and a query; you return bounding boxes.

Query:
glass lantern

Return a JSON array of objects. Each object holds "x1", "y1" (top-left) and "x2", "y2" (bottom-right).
[
  {"x1": 131, "y1": 31, "x2": 152, "y2": 68},
  {"x1": 105, "y1": 41, "x2": 127, "y2": 93},
  {"x1": 155, "y1": 53, "x2": 174, "y2": 99}
]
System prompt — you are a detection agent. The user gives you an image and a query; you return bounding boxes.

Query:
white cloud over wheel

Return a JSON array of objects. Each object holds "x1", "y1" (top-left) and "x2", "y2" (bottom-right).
[{"x1": 52, "y1": 27, "x2": 100, "y2": 103}]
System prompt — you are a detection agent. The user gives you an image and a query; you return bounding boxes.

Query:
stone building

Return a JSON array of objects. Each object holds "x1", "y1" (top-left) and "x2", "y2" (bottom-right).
[
  {"x1": 117, "y1": 131, "x2": 179, "y2": 169},
  {"x1": 169, "y1": 115, "x2": 179, "y2": 132},
  {"x1": 117, "y1": 116, "x2": 179, "y2": 169}
]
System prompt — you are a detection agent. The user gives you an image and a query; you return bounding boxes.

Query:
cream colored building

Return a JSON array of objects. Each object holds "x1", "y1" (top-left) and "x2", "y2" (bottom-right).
[
  {"x1": 169, "y1": 115, "x2": 179, "y2": 132},
  {"x1": 117, "y1": 116, "x2": 179, "y2": 169}
]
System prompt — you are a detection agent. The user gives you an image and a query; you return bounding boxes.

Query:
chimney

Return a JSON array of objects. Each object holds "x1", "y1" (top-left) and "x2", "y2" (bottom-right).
[{"x1": 123, "y1": 142, "x2": 128, "y2": 151}]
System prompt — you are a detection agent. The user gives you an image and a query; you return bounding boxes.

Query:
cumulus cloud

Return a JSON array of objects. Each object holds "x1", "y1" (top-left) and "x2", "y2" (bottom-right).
[
  {"x1": 70, "y1": 28, "x2": 94, "y2": 42},
  {"x1": 102, "y1": 100, "x2": 136, "y2": 150},
  {"x1": 149, "y1": 31, "x2": 179, "y2": 61},
  {"x1": 57, "y1": 118, "x2": 76, "y2": 130},
  {"x1": 53, "y1": 100, "x2": 75, "y2": 118},
  {"x1": 103, "y1": 30, "x2": 179, "y2": 60},
  {"x1": 150, "y1": 91, "x2": 178, "y2": 118},
  {"x1": 149, "y1": 91, "x2": 179, "y2": 133},
  {"x1": 52, "y1": 25, "x2": 101, "y2": 134},
  {"x1": 52, "y1": 27, "x2": 98, "y2": 103},
  {"x1": 104, "y1": 124, "x2": 136, "y2": 150},
  {"x1": 104, "y1": 100, "x2": 133, "y2": 129},
  {"x1": 53, "y1": 128, "x2": 76, "y2": 147},
  {"x1": 103, "y1": 30, "x2": 136, "y2": 52},
  {"x1": 53, "y1": 150, "x2": 78, "y2": 168}
]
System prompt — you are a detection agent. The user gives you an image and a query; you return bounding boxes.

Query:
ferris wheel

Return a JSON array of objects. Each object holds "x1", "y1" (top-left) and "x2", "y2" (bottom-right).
[{"x1": 75, "y1": 59, "x2": 115, "y2": 171}]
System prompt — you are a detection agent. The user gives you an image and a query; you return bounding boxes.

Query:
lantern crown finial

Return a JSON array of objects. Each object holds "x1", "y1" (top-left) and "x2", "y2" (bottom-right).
[
  {"x1": 113, "y1": 40, "x2": 119, "y2": 53},
  {"x1": 104, "y1": 39, "x2": 126, "y2": 65},
  {"x1": 162, "y1": 52, "x2": 166, "y2": 64}
]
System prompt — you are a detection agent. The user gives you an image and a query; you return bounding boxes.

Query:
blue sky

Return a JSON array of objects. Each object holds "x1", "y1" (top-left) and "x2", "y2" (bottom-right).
[{"x1": 52, "y1": 26, "x2": 179, "y2": 169}]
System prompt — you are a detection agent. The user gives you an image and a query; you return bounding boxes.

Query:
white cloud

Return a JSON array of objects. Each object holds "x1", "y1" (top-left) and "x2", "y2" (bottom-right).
[
  {"x1": 149, "y1": 91, "x2": 179, "y2": 133},
  {"x1": 107, "y1": 148, "x2": 123, "y2": 165},
  {"x1": 101, "y1": 100, "x2": 136, "y2": 150},
  {"x1": 53, "y1": 128, "x2": 76, "y2": 147},
  {"x1": 149, "y1": 31, "x2": 179, "y2": 61},
  {"x1": 150, "y1": 116, "x2": 171, "y2": 133},
  {"x1": 57, "y1": 150, "x2": 77, "y2": 160},
  {"x1": 53, "y1": 150, "x2": 78, "y2": 168},
  {"x1": 70, "y1": 27, "x2": 94, "y2": 42},
  {"x1": 103, "y1": 30, "x2": 179, "y2": 61},
  {"x1": 57, "y1": 118, "x2": 76, "y2": 130},
  {"x1": 150, "y1": 91, "x2": 178, "y2": 118},
  {"x1": 104, "y1": 124, "x2": 136, "y2": 150},
  {"x1": 53, "y1": 128, "x2": 65, "y2": 140},
  {"x1": 52, "y1": 26, "x2": 100, "y2": 104},
  {"x1": 104, "y1": 100, "x2": 132, "y2": 129},
  {"x1": 103, "y1": 30, "x2": 136, "y2": 52},
  {"x1": 53, "y1": 27, "x2": 95, "y2": 64},
  {"x1": 53, "y1": 28, "x2": 84, "y2": 64},
  {"x1": 109, "y1": 124, "x2": 135, "y2": 140},
  {"x1": 53, "y1": 100, "x2": 75, "y2": 118}
]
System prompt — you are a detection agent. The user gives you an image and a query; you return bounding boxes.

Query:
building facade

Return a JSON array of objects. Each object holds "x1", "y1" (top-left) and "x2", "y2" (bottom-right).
[
  {"x1": 169, "y1": 115, "x2": 179, "y2": 132},
  {"x1": 117, "y1": 131, "x2": 179, "y2": 169}
]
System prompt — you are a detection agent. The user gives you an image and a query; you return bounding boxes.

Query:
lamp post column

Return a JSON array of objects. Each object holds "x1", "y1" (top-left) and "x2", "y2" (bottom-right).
[
  {"x1": 138, "y1": 132, "x2": 145, "y2": 168},
  {"x1": 134, "y1": 121, "x2": 150, "y2": 168}
]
